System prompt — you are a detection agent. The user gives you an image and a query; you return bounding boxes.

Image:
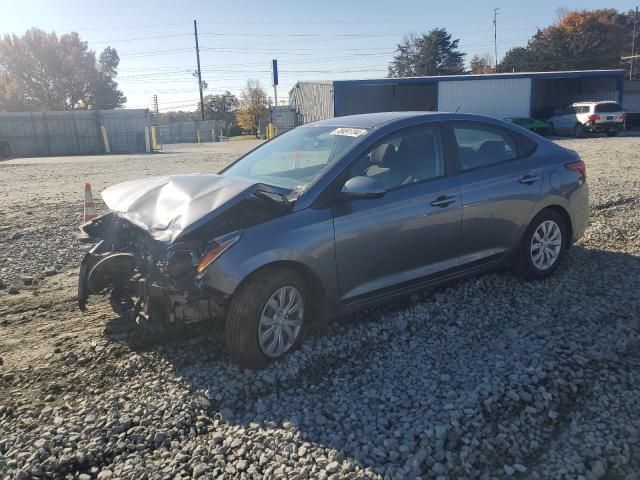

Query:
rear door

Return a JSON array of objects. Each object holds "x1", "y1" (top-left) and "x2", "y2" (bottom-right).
[
  {"x1": 450, "y1": 122, "x2": 543, "y2": 266},
  {"x1": 332, "y1": 123, "x2": 462, "y2": 302}
]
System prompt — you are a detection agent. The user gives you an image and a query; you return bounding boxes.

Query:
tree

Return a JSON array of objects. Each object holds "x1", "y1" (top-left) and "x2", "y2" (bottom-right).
[
  {"x1": 500, "y1": 9, "x2": 632, "y2": 73},
  {"x1": 388, "y1": 28, "x2": 465, "y2": 77},
  {"x1": 237, "y1": 80, "x2": 267, "y2": 137},
  {"x1": 198, "y1": 91, "x2": 240, "y2": 134},
  {"x1": 469, "y1": 54, "x2": 494, "y2": 74},
  {"x1": 499, "y1": 47, "x2": 534, "y2": 72},
  {"x1": 0, "y1": 28, "x2": 125, "y2": 111},
  {"x1": 90, "y1": 47, "x2": 126, "y2": 109},
  {"x1": 157, "y1": 110, "x2": 197, "y2": 124}
]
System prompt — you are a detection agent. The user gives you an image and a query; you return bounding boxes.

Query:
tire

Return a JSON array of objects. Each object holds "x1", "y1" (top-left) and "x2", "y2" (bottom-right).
[
  {"x1": 514, "y1": 209, "x2": 567, "y2": 281},
  {"x1": 574, "y1": 123, "x2": 585, "y2": 138},
  {"x1": 226, "y1": 268, "x2": 309, "y2": 369},
  {"x1": 606, "y1": 130, "x2": 619, "y2": 137}
]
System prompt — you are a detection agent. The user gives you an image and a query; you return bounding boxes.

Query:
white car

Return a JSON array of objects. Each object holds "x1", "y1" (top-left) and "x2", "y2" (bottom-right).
[{"x1": 549, "y1": 101, "x2": 626, "y2": 138}]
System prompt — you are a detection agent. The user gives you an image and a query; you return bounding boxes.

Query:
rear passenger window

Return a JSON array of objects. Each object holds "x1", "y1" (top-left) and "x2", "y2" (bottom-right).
[{"x1": 453, "y1": 126, "x2": 517, "y2": 171}]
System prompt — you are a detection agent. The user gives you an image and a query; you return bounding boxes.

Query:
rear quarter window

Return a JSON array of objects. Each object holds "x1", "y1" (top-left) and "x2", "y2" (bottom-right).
[{"x1": 511, "y1": 131, "x2": 538, "y2": 157}]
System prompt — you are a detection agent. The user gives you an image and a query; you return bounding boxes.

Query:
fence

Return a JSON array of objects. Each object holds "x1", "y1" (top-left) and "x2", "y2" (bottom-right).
[
  {"x1": 0, "y1": 109, "x2": 151, "y2": 157},
  {"x1": 155, "y1": 120, "x2": 217, "y2": 145}
]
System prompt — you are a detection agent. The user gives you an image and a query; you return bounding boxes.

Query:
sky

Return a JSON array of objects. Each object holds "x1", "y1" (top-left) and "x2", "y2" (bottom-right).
[{"x1": 0, "y1": 0, "x2": 635, "y2": 112}]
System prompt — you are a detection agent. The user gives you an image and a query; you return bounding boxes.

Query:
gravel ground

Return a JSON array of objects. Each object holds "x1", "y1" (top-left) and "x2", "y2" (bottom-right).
[{"x1": 0, "y1": 137, "x2": 639, "y2": 479}]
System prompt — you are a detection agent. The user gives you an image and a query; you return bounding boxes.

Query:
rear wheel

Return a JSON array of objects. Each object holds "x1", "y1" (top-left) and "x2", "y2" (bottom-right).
[
  {"x1": 514, "y1": 210, "x2": 567, "y2": 280},
  {"x1": 606, "y1": 130, "x2": 619, "y2": 137},
  {"x1": 574, "y1": 123, "x2": 585, "y2": 138},
  {"x1": 226, "y1": 268, "x2": 308, "y2": 369}
]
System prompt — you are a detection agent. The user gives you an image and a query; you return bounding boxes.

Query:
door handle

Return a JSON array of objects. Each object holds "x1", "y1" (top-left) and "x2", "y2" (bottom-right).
[
  {"x1": 519, "y1": 174, "x2": 540, "y2": 185},
  {"x1": 430, "y1": 195, "x2": 456, "y2": 207}
]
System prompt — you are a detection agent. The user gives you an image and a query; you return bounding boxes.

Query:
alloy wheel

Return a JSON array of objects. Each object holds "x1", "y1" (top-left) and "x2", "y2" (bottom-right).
[
  {"x1": 258, "y1": 285, "x2": 304, "y2": 358},
  {"x1": 530, "y1": 220, "x2": 562, "y2": 270}
]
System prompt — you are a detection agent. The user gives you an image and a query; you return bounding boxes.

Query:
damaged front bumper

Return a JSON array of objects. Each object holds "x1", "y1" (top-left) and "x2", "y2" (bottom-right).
[{"x1": 78, "y1": 228, "x2": 228, "y2": 329}]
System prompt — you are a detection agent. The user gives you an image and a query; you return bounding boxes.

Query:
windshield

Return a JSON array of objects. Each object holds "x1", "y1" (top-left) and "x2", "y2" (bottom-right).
[{"x1": 222, "y1": 125, "x2": 368, "y2": 190}]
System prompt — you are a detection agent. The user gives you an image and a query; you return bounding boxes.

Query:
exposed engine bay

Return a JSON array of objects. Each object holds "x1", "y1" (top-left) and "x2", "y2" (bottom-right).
[{"x1": 77, "y1": 173, "x2": 292, "y2": 329}]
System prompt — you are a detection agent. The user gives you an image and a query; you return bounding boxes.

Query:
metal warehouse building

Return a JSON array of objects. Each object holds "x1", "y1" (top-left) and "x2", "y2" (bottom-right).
[{"x1": 290, "y1": 70, "x2": 626, "y2": 123}]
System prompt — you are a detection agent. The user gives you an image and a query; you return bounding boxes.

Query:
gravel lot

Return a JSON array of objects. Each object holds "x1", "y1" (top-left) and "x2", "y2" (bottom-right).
[{"x1": 1, "y1": 137, "x2": 639, "y2": 479}]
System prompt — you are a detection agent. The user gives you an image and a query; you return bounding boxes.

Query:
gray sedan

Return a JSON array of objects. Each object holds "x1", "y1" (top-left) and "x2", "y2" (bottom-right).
[{"x1": 78, "y1": 112, "x2": 589, "y2": 369}]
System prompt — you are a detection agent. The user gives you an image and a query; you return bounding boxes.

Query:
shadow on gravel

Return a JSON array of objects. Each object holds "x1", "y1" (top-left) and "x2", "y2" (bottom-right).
[{"x1": 101, "y1": 246, "x2": 640, "y2": 477}]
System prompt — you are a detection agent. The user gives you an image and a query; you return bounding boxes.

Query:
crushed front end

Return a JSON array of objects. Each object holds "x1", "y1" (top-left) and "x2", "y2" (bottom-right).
[
  {"x1": 76, "y1": 173, "x2": 292, "y2": 330},
  {"x1": 78, "y1": 213, "x2": 231, "y2": 329}
]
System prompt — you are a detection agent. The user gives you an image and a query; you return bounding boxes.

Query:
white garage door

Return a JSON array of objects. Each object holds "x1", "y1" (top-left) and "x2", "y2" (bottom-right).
[{"x1": 438, "y1": 78, "x2": 532, "y2": 119}]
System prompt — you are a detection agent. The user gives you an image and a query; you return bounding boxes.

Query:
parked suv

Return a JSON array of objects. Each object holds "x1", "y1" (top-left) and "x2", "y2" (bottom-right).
[{"x1": 549, "y1": 101, "x2": 625, "y2": 137}]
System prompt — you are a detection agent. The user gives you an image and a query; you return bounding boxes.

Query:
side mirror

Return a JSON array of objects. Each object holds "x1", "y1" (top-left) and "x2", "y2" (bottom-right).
[{"x1": 339, "y1": 176, "x2": 386, "y2": 200}]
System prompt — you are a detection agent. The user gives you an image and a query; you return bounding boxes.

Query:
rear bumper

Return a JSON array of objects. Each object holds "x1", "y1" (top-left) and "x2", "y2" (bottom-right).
[
  {"x1": 586, "y1": 122, "x2": 623, "y2": 133},
  {"x1": 569, "y1": 182, "x2": 590, "y2": 244}
]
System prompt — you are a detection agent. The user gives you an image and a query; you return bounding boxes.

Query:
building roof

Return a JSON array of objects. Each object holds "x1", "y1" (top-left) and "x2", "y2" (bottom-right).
[{"x1": 291, "y1": 70, "x2": 626, "y2": 90}]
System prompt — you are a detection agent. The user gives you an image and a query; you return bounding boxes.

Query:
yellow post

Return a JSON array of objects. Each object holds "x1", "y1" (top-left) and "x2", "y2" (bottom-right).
[
  {"x1": 151, "y1": 126, "x2": 159, "y2": 150},
  {"x1": 267, "y1": 123, "x2": 278, "y2": 139},
  {"x1": 100, "y1": 126, "x2": 110, "y2": 153},
  {"x1": 197, "y1": 129, "x2": 201, "y2": 143}
]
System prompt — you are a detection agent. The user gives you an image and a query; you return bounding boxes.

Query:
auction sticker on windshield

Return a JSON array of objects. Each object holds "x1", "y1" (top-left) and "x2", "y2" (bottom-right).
[{"x1": 330, "y1": 127, "x2": 368, "y2": 137}]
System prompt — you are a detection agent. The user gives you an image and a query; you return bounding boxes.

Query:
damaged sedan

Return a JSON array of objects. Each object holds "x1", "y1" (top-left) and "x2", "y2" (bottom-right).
[{"x1": 78, "y1": 112, "x2": 589, "y2": 369}]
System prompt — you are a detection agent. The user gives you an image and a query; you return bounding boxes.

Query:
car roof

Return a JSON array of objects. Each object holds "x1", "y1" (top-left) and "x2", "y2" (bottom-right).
[
  {"x1": 304, "y1": 111, "x2": 507, "y2": 129},
  {"x1": 572, "y1": 101, "x2": 619, "y2": 105}
]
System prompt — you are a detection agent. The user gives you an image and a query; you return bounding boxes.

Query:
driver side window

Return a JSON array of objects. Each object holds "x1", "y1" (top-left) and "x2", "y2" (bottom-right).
[{"x1": 348, "y1": 124, "x2": 444, "y2": 191}]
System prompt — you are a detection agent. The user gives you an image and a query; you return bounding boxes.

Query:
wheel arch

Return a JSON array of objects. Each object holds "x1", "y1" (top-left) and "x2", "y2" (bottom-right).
[
  {"x1": 231, "y1": 260, "x2": 330, "y2": 331},
  {"x1": 531, "y1": 204, "x2": 574, "y2": 249}
]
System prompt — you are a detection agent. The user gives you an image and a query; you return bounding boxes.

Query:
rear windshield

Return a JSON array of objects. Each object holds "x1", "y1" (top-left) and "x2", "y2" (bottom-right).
[{"x1": 595, "y1": 103, "x2": 622, "y2": 113}]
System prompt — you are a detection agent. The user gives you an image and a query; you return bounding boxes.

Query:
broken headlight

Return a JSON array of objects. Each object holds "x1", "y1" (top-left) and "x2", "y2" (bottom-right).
[{"x1": 195, "y1": 232, "x2": 242, "y2": 274}]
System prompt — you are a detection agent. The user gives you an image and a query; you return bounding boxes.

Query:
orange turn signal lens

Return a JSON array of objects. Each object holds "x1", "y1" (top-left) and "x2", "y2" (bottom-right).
[{"x1": 195, "y1": 237, "x2": 238, "y2": 273}]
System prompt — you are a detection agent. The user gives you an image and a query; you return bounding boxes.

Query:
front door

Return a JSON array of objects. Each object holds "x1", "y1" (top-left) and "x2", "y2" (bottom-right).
[
  {"x1": 556, "y1": 106, "x2": 577, "y2": 133},
  {"x1": 332, "y1": 123, "x2": 462, "y2": 302}
]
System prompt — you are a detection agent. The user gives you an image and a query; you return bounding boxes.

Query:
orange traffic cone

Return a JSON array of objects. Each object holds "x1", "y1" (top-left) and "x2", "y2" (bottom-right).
[{"x1": 84, "y1": 181, "x2": 97, "y2": 222}]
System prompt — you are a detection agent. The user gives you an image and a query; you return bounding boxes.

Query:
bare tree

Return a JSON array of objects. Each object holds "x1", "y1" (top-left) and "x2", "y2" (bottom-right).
[{"x1": 237, "y1": 79, "x2": 268, "y2": 137}]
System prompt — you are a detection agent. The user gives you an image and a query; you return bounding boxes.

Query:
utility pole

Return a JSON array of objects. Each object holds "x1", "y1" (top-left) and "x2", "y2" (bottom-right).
[
  {"x1": 632, "y1": 6, "x2": 639, "y2": 81},
  {"x1": 194, "y1": 19, "x2": 205, "y2": 121},
  {"x1": 221, "y1": 93, "x2": 227, "y2": 135},
  {"x1": 493, "y1": 8, "x2": 500, "y2": 72}
]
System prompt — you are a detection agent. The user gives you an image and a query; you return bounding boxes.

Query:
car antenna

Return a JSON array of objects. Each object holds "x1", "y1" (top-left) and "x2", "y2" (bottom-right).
[{"x1": 455, "y1": 106, "x2": 461, "y2": 113}]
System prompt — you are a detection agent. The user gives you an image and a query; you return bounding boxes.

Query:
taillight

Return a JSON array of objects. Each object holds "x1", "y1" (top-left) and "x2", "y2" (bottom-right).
[
  {"x1": 618, "y1": 113, "x2": 626, "y2": 121},
  {"x1": 565, "y1": 160, "x2": 586, "y2": 179},
  {"x1": 587, "y1": 114, "x2": 600, "y2": 122}
]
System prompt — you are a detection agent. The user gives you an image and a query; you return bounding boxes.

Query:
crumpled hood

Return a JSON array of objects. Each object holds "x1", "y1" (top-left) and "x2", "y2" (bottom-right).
[{"x1": 102, "y1": 173, "x2": 258, "y2": 243}]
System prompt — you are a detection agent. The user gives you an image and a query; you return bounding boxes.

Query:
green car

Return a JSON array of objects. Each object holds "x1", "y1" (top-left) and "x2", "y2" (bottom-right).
[{"x1": 504, "y1": 117, "x2": 553, "y2": 137}]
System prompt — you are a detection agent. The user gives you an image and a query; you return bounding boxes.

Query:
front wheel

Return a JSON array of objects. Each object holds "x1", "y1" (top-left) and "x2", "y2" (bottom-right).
[
  {"x1": 574, "y1": 123, "x2": 585, "y2": 138},
  {"x1": 226, "y1": 268, "x2": 308, "y2": 369},
  {"x1": 514, "y1": 210, "x2": 567, "y2": 280}
]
